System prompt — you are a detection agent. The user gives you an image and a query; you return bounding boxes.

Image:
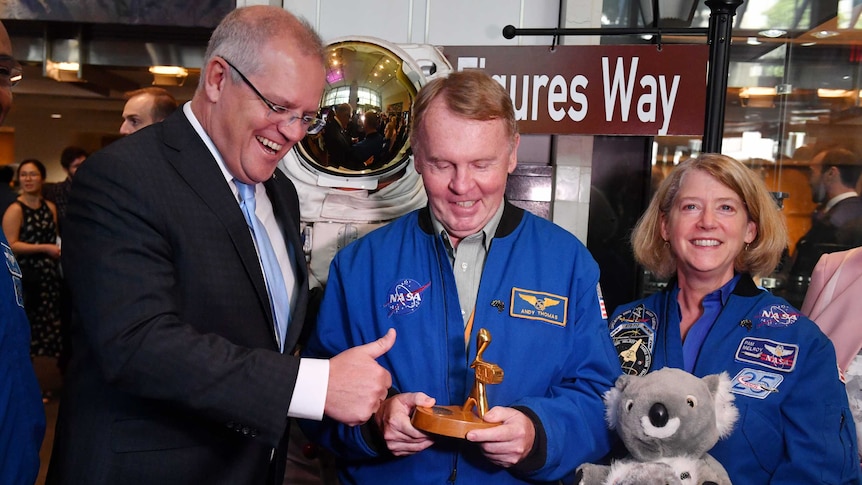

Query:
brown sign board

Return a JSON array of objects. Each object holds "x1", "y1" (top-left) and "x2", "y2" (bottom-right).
[{"x1": 440, "y1": 44, "x2": 708, "y2": 136}]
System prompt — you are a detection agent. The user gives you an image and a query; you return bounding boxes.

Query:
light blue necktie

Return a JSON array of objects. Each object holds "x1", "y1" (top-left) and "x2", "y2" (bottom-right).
[{"x1": 236, "y1": 181, "x2": 290, "y2": 352}]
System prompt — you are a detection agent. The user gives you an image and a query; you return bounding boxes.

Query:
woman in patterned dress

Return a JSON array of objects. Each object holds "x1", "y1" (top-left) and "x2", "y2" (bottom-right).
[{"x1": 2, "y1": 159, "x2": 62, "y2": 360}]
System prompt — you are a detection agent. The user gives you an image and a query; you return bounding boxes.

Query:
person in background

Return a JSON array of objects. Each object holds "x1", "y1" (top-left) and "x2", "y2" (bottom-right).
[
  {"x1": 0, "y1": 19, "x2": 46, "y2": 485},
  {"x1": 608, "y1": 153, "x2": 860, "y2": 483},
  {"x1": 782, "y1": 147, "x2": 862, "y2": 307},
  {"x1": 0, "y1": 164, "x2": 16, "y2": 214},
  {"x1": 321, "y1": 103, "x2": 351, "y2": 167},
  {"x1": 119, "y1": 86, "x2": 178, "y2": 135},
  {"x1": 801, "y1": 247, "x2": 862, "y2": 465},
  {"x1": 346, "y1": 110, "x2": 388, "y2": 170},
  {"x1": 43, "y1": 146, "x2": 87, "y2": 375},
  {"x1": 46, "y1": 7, "x2": 394, "y2": 484},
  {"x1": 2, "y1": 159, "x2": 63, "y2": 400},
  {"x1": 302, "y1": 69, "x2": 620, "y2": 484},
  {"x1": 43, "y1": 146, "x2": 87, "y2": 236}
]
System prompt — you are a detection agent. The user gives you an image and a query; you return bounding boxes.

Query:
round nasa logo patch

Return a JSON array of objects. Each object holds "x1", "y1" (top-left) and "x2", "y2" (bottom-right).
[
  {"x1": 754, "y1": 303, "x2": 799, "y2": 328},
  {"x1": 383, "y1": 278, "x2": 430, "y2": 317}
]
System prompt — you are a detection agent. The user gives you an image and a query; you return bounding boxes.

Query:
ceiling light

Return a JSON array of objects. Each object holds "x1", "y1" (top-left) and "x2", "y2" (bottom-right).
[
  {"x1": 812, "y1": 30, "x2": 839, "y2": 39},
  {"x1": 149, "y1": 66, "x2": 188, "y2": 86},
  {"x1": 739, "y1": 87, "x2": 777, "y2": 97},
  {"x1": 758, "y1": 29, "x2": 787, "y2": 38},
  {"x1": 44, "y1": 60, "x2": 82, "y2": 82},
  {"x1": 817, "y1": 88, "x2": 851, "y2": 98},
  {"x1": 739, "y1": 87, "x2": 776, "y2": 108}
]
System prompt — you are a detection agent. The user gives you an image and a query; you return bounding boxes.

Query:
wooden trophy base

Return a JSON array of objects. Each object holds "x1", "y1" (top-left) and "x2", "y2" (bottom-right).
[{"x1": 411, "y1": 405, "x2": 497, "y2": 439}]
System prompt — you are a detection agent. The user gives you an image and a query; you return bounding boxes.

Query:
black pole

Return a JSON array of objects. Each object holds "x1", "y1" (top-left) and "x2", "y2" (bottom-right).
[{"x1": 703, "y1": 0, "x2": 744, "y2": 153}]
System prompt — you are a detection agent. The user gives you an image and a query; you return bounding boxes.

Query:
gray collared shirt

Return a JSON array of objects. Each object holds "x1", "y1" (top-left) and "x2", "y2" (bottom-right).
[{"x1": 431, "y1": 202, "x2": 505, "y2": 327}]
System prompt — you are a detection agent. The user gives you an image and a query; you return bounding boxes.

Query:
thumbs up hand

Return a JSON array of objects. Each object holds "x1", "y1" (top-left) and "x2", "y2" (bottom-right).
[{"x1": 325, "y1": 328, "x2": 396, "y2": 425}]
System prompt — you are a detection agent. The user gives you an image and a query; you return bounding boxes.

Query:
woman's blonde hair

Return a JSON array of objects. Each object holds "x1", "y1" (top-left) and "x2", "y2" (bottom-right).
[{"x1": 631, "y1": 153, "x2": 788, "y2": 279}]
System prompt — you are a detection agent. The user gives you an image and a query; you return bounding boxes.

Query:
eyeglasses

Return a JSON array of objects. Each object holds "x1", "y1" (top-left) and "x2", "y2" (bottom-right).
[
  {"x1": 218, "y1": 56, "x2": 324, "y2": 135},
  {"x1": 0, "y1": 56, "x2": 23, "y2": 88}
]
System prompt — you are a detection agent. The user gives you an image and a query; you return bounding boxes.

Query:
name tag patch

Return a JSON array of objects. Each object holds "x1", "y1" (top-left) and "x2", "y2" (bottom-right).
[
  {"x1": 510, "y1": 288, "x2": 568, "y2": 326},
  {"x1": 730, "y1": 368, "x2": 783, "y2": 399},
  {"x1": 735, "y1": 337, "x2": 798, "y2": 372}
]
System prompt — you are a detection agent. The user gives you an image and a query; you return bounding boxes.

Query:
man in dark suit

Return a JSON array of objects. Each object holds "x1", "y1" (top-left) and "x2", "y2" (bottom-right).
[
  {"x1": 783, "y1": 147, "x2": 862, "y2": 307},
  {"x1": 46, "y1": 7, "x2": 394, "y2": 485},
  {"x1": 322, "y1": 103, "x2": 352, "y2": 167}
]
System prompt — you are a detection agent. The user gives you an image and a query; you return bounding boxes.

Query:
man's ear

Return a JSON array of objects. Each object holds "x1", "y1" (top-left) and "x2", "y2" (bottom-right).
[
  {"x1": 202, "y1": 57, "x2": 229, "y2": 103},
  {"x1": 507, "y1": 133, "x2": 520, "y2": 174}
]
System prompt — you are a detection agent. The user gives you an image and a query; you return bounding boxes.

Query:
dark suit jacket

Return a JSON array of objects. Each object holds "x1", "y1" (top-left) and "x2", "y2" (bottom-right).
[
  {"x1": 322, "y1": 118, "x2": 351, "y2": 167},
  {"x1": 791, "y1": 196, "x2": 862, "y2": 277},
  {"x1": 46, "y1": 110, "x2": 310, "y2": 485}
]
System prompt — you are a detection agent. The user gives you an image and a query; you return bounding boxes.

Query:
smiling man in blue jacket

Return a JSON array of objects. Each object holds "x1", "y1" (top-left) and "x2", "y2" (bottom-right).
[{"x1": 302, "y1": 70, "x2": 621, "y2": 484}]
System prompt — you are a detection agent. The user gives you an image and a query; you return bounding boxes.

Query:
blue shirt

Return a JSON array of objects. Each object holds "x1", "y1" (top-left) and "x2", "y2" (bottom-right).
[{"x1": 671, "y1": 274, "x2": 741, "y2": 372}]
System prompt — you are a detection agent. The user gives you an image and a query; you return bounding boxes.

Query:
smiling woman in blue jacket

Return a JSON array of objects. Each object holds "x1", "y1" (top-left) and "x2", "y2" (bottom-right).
[{"x1": 609, "y1": 153, "x2": 860, "y2": 484}]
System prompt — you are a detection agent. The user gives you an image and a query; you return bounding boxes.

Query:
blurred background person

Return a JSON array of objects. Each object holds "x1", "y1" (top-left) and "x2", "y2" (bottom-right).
[
  {"x1": 801, "y1": 247, "x2": 862, "y2": 465},
  {"x1": 345, "y1": 110, "x2": 387, "y2": 170},
  {"x1": 119, "y1": 86, "x2": 178, "y2": 135},
  {"x1": 609, "y1": 153, "x2": 859, "y2": 483},
  {"x1": 2, "y1": 159, "x2": 63, "y2": 398},
  {"x1": 0, "y1": 18, "x2": 46, "y2": 485},
  {"x1": 43, "y1": 146, "x2": 87, "y2": 375},
  {"x1": 321, "y1": 103, "x2": 351, "y2": 167},
  {"x1": 43, "y1": 146, "x2": 87, "y2": 236},
  {"x1": 782, "y1": 147, "x2": 862, "y2": 307}
]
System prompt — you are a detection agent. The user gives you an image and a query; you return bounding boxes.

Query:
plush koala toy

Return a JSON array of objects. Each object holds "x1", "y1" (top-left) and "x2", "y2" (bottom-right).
[{"x1": 576, "y1": 367, "x2": 739, "y2": 485}]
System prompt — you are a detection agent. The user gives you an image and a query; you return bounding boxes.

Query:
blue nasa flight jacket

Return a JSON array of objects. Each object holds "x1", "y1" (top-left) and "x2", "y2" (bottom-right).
[
  {"x1": 609, "y1": 274, "x2": 861, "y2": 484},
  {"x1": 0, "y1": 234, "x2": 46, "y2": 484},
  {"x1": 303, "y1": 204, "x2": 621, "y2": 484}
]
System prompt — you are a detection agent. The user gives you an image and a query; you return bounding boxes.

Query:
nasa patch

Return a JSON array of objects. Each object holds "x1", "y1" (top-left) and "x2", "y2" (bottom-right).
[
  {"x1": 730, "y1": 368, "x2": 783, "y2": 399},
  {"x1": 510, "y1": 288, "x2": 568, "y2": 326},
  {"x1": 3, "y1": 242, "x2": 21, "y2": 277},
  {"x1": 735, "y1": 337, "x2": 798, "y2": 372},
  {"x1": 383, "y1": 278, "x2": 430, "y2": 317},
  {"x1": 610, "y1": 318, "x2": 655, "y2": 376},
  {"x1": 754, "y1": 303, "x2": 800, "y2": 328},
  {"x1": 3, "y1": 243, "x2": 23, "y2": 308}
]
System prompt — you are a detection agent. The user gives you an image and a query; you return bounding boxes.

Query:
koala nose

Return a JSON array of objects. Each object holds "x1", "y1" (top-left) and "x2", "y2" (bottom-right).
[{"x1": 648, "y1": 402, "x2": 669, "y2": 427}]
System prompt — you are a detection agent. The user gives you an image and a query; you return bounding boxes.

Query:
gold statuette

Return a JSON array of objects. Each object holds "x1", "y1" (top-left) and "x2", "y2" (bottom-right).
[{"x1": 411, "y1": 328, "x2": 504, "y2": 438}]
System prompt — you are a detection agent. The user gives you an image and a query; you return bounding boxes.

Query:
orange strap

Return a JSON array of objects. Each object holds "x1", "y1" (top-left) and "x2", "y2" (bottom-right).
[{"x1": 464, "y1": 310, "x2": 475, "y2": 347}]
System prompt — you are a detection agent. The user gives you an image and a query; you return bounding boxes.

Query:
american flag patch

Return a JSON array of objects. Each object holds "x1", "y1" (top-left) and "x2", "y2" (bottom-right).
[{"x1": 597, "y1": 283, "x2": 607, "y2": 320}]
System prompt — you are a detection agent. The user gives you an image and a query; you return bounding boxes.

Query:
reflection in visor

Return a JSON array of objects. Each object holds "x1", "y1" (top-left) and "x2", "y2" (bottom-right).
[{"x1": 296, "y1": 40, "x2": 419, "y2": 181}]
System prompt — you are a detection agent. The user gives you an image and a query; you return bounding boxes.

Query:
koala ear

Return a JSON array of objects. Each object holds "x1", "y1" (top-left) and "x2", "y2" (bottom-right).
[
  {"x1": 615, "y1": 373, "x2": 633, "y2": 392},
  {"x1": 703, "y1": 372, "x2": 739, "y2": 439},
  {"x1": 603, "y1": 387, "x2": 622, "y2": 430}
]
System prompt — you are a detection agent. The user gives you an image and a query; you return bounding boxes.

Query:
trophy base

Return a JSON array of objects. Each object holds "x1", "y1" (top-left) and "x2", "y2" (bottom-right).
[{"x1": 411, "y1": 405, "x2": 498, "y2": 439}]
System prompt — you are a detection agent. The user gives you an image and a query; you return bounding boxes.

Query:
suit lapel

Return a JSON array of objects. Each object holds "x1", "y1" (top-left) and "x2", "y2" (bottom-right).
[{"x1": 158, "y1": 112, "x2": 276, "y2": 338}]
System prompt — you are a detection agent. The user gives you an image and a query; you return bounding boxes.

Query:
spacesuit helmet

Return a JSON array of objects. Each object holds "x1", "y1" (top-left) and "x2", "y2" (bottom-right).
[{"x1": 291, "y1": 37, "x2": 451, "y2": 190}]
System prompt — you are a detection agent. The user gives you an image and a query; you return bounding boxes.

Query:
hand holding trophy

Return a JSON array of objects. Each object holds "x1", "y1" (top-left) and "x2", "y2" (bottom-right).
[{"x1": 411, "y1": 328, "x2": 504, "y2": 438}]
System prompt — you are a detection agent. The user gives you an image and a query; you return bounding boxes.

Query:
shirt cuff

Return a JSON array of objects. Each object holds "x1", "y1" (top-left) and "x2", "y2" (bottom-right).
[{"x1": 287, "y1": 358, "x2": 329, "y2": 420}]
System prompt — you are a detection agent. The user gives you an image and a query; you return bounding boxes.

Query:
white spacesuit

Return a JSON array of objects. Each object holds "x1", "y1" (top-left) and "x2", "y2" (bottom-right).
[{"x1": 282, "y1": 156, "x2": 427, "y2": 289}]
